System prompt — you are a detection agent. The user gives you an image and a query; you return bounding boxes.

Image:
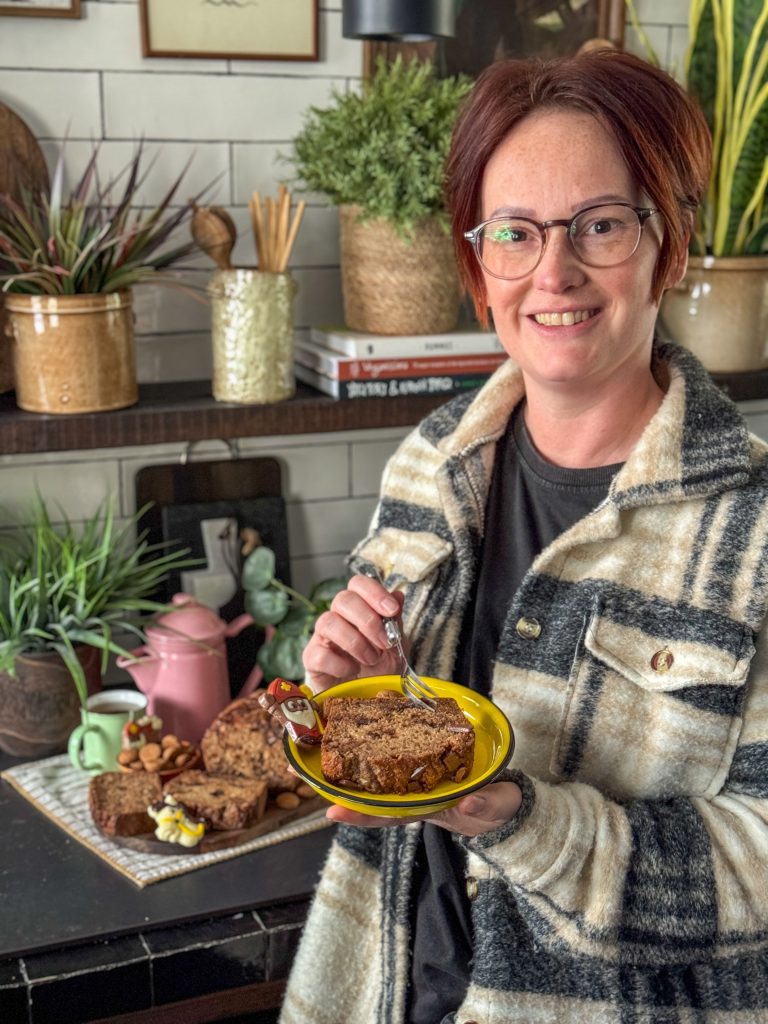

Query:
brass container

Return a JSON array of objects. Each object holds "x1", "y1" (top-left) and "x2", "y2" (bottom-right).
[
  {"x1": 660, "y1": 255, "x2": 768, "y2": 373},
  {"x1": 4, "y1": 290, "x2": 138, "y2": 414},
  {"x1": 209, "y1": 268, "x2": 297, "y2": 404},
  {"x1": 339, "y1": 204, "x2": 462, "y2": 336}
]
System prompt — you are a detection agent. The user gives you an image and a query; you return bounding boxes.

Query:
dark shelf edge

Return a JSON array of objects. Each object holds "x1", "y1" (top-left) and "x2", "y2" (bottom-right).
[
  {"x1": 0, "y1": 370, "x2": 766, "y2": 457},
  {"x1": 0, "y1": 381, "x2": 448, "y2": 455}
]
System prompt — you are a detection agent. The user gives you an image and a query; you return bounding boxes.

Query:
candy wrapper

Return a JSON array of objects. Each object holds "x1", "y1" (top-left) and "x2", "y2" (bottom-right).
[
  {"x1": 122, "y1": 714, "x2": 163, "y2": 750},
  {"x1": 258, "y1": 678, "x2": 324, "y2": 744}
]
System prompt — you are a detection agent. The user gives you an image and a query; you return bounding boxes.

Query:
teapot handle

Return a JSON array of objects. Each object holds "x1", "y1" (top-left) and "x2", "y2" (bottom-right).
[{"x1": 116, "y1": 645, "x2": 153, "y2": 667}]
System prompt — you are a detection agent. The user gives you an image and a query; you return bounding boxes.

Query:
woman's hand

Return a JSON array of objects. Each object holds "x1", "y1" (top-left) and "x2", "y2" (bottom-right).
[
  {"x1": 324, "y1": 780, "x2": 523, "y2": 837},
  {"x1": 302, "y1": 572, "x2": 405, "y2": 694}
]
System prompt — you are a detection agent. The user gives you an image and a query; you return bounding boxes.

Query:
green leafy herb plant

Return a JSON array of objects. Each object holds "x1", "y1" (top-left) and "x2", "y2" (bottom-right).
[
  {"x1": 0, "y1": 145, "x2": 202, "y2": 295},
  {"x1": 0, "y1": 500, "x2": 199, "y2": 706},
  {"x1": 241, "y1": 545, "x2": 346, "y2": 683},
  {"x1": 289, "y1": 55, "x2": 473, "y2": 238}
]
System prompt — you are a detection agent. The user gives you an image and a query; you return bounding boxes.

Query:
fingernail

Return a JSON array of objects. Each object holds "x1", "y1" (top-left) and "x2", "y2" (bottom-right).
[{"x1": 382, "y1": 598, "x2": 399, "y2": 614}]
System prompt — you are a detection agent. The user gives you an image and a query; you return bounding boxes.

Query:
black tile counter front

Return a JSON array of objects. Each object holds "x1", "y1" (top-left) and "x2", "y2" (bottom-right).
[{"x1": 0, "y1": 750, "x2": 334, "y2": 1024}]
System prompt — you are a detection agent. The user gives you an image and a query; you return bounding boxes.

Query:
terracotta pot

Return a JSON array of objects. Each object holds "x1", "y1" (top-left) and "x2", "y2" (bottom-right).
[
  {"x1": 0, "y1": 646, "x2": 102, "y2": 757},
  {"x1": 659, "y1": 255, "x2": 768, "y2": 373},
  {"x1": 339, "y1": 205, "x2": 462, "y2": 336},
  {"x1": 4, "y1": 290, "x2": 138, "y2": 413}
]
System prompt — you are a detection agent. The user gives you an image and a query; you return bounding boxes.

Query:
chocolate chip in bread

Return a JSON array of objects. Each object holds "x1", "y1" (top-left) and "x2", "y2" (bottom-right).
[
  {"x1": 201, "y1": 694, "x2": 298, "y2": 793},
  {"x1": 163, "y1": 770, "x2": 268, "y2": 830},
  {"x1": 88, "y1": 771, "x2": 163, "y2": 836},
  {"x1": 320, "y1": 692, "x2": 475, "y2": 795}
]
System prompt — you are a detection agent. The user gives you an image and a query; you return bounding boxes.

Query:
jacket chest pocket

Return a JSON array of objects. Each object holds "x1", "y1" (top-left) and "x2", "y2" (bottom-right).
[{"x1": 551, "y1": 598, "x2": 754, "y2": 799}]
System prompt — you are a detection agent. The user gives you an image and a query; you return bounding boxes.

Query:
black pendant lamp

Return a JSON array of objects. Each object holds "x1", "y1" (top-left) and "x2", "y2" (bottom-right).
[{"x1": 342, "y1": 0, "x2": 457, "y2": 41}]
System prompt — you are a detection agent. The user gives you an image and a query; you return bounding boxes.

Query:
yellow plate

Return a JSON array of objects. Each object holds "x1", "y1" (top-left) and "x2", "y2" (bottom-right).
[{"x1": 283, "y1": 675, "x2": 514, "y2": 817}]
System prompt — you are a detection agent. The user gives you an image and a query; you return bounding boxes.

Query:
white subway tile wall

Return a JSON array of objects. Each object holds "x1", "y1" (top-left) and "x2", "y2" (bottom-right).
[{"x1": 0, "y1": 0, "x2": 728, "y2": 675}]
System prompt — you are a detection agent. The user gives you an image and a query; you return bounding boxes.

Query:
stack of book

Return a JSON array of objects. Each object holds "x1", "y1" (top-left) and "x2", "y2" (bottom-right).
[{"x1": 295, "y1": 326, "x2": 507, "y2": 399}]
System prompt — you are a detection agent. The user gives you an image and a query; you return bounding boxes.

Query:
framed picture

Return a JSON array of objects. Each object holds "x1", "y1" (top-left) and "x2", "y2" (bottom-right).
[
  {"x1": 139, "y1": 0, "x2": 318, "y2": 61},
  {"x1": 0, "y1": 0, "x2": 80, "y2": 17},
  {"x1": 364, "y1": 0, "x2": 625, "y2": 78}
]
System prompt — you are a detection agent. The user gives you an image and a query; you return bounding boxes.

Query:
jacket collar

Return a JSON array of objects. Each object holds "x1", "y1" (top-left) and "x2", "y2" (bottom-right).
[{"x1": 439, "y1": 341, "x2": 751, "y2": 509}]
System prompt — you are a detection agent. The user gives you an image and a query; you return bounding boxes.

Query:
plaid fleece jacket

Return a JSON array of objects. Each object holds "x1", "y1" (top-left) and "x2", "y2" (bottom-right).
[{"x1": 280, "y1": 342, "x2": 768, "y2": 1024}]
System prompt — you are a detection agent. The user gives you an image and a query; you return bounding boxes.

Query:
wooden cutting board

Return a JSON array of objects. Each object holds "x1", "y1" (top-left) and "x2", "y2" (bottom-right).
[
  {"x1": 98, "y1": 794, "x2": 325, "y2": 856},
  {"x1": 0, "y1": 100, "x2": 49, "y2": 204}
]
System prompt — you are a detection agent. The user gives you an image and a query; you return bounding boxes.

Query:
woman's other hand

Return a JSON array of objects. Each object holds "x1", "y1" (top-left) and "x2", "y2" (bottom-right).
[
  {"x1": 325, "y1": 780, "x2": 523, "y2": 837},
  {"x1": 302, "y1": 572, "x2": 405, "y2": 693}
]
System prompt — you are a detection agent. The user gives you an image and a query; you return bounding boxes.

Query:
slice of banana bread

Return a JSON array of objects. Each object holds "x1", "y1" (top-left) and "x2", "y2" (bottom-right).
[
  {"x1": 320, "y1": 692, "x2": 475, "y2": 795},
  {"x1": 201, "y1": 694, "x2": 298, "y2": 793},
  {"x1": 88, "y1": 771, "x2": 163, "y2": 836},
  {"x1": 163, "y1": 770, "x2": 268, "y2": 830}
]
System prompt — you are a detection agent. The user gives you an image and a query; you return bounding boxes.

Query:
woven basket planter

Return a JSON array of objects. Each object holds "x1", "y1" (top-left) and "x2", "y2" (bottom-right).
[
  {"x1": 0, "y1": 300, "x2": 13, "y2": 394},
  {"x1": 4, "y1": 290, "x2": 138, "y2": 414},
  {"x1": 339, "y1": 205, "x2": 461, "y2": 336}
]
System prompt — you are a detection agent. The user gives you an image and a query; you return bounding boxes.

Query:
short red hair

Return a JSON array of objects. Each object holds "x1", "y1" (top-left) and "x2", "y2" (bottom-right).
[{"x1": 445, "y1": 49, "x2": 712, "y2": 325}]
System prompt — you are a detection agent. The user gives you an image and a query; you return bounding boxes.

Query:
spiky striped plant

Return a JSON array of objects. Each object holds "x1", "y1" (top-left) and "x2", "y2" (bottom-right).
[
  {"x1": 0, "y1": 145, "x2": 201, "y2": 295},
  {"x1": 686, "y1": 0, "x2": 768, "y2": 255},
  {"x1": 0, "y1": 501, "x2": 199, "y2": 707}
]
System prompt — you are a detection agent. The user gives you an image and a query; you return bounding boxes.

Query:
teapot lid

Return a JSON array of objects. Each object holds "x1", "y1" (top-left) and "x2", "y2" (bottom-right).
[{"x1": 147, "y1": 593, "x2": 226, "y2": 646}]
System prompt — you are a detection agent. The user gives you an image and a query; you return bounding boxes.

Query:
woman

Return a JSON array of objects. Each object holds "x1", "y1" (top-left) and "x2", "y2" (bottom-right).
[{"x1": 281, "y1": 49, "x2": 768, "y2": 1024}]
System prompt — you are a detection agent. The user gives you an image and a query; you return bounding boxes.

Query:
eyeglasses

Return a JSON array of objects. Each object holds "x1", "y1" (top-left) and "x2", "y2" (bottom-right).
[{"x1": 463, "y1": 203, "x2": 657, "y2": 281}]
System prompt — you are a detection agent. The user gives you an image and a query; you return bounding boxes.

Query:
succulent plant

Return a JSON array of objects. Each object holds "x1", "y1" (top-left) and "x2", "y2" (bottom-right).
[{"x1": 0, "y1": 144, "x2": 202, "y2": 295}]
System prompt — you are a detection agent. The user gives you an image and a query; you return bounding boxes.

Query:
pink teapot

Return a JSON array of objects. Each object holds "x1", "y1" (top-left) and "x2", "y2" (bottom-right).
[{"x1": 117, "y1": 594, "x2": 258, "y2": 744}]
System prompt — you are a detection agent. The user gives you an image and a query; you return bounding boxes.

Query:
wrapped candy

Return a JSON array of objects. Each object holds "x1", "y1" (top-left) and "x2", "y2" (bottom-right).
[{"x1": 258, "y1": 678, "x2": 324, "y2": 745}]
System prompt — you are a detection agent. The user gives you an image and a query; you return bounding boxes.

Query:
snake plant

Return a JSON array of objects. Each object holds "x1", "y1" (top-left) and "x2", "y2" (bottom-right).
[{"x1": 685, "y1": 0, "x2": 768, "y2": 255}]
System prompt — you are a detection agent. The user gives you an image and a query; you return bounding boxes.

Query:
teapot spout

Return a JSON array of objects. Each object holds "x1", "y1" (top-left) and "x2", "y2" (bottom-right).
[
  {"x1": 116, "y1": 646, "x2": 160, "y2": 695},
  {"x1": 224, "y1": 612, "x2": 255, "y2": 639}
]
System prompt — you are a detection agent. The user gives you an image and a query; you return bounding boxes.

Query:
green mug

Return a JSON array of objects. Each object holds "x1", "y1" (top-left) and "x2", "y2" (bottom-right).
[{"x1": 68, "y1": 689, "x2": 148, "y2": 774}]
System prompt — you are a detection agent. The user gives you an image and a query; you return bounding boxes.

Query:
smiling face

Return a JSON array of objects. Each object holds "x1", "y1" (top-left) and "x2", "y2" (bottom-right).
[{"x1": 479, "y1": 108, "x2": 681, "y2": 398}]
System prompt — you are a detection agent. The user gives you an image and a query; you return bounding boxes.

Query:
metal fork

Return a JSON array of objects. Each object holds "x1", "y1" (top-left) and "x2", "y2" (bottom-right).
[{"x1": 365, "y1": 567, "x2": 438, "y2": 711}]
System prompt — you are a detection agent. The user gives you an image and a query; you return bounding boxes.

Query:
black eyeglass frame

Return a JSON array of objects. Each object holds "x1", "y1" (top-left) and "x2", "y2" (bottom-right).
[{"x1": 463, "y1": 203, "x2": 658, "y2": 281}]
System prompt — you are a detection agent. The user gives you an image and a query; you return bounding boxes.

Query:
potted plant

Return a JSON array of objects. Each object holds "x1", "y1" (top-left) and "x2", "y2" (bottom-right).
[
  {"x1": 0, "y1": 499, "x2": 198, "y2": 757},
  {"x1": 241, "y1": 542, "x2": 346, "y2": 683},
  {"x1": 643, "y1": 0, "x2": 768, "y2": 372},
  {"x1": 289, "y1": 55, "x2": 473, "y2": 335},
  {"x1": 0, "y1": 146, "x2": 200, "y2": 413}
]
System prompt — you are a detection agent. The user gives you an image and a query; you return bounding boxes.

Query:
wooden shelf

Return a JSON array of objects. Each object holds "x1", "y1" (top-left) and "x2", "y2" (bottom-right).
[
  {"x1": 1, "y1": 368, "x2": 766, "y2": 457},
  {"x1": 0, "y1": 381, "x2": 450, "y2": 455}
]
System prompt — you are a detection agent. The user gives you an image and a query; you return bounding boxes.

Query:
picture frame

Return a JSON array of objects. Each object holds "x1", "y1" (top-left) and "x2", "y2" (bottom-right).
[
  {"x1": 363, "y1": 0, "x2": 626, "y2": 78},
  {"x1": 0, "y1": 0, "x2": 80, "y2": 17},
  {"x1": 139, "y1": 0, "x2": 318, "y2": 62}
]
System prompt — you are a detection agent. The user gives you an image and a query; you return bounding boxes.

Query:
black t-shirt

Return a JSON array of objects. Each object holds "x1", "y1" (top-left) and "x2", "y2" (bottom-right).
[{"x1": 407, "y1": 404, "x2": 622, "y2": 1024}]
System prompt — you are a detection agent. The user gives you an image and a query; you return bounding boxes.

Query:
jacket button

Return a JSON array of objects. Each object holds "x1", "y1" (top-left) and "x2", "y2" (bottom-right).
[
  {"x1": 466, "y1": 875, "x2": 478, "y2": 901},
  {"x1": 516, "y1": 615, "x2": 541, "y2": 640},
  {"x1": 651, "y1": 647, "x2": 674, "y2": 673}
]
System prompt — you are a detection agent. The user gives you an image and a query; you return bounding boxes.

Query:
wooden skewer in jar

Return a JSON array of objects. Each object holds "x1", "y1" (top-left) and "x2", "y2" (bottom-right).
[{"x1": 249, "y1": 187, "x2": 305, "y2": 273}]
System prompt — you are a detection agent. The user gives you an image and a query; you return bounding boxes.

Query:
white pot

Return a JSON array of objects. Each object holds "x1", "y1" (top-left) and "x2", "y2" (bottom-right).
[{"x1": 659, "y1": 255, "x2": 768, "y2": 373}]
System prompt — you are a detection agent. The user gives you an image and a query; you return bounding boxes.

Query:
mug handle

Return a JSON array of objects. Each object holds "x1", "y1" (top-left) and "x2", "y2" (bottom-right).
[{"x1": 68, "y1": 722, "x2": 103, "y2": 773}]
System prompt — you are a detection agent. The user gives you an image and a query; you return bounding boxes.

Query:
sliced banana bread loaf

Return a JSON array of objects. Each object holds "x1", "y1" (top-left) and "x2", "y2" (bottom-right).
[
  {"x1": 201, "y1": 694, "x2": 298, "y2": 793},
  {"x1": 88, "y1": 770, "x2": 163, "y2": 836},
  {"x1": 163, "y1": 770, "x2": 268, "y2": 830},
  {"x1": 320, "y1": 692, "x2": 475, "y2": 795}
]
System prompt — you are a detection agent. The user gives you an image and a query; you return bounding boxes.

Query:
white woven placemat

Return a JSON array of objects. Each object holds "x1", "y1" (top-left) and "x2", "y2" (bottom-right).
[{"x1": 1, "y1": 754, "x2": 332, "y2": 888}]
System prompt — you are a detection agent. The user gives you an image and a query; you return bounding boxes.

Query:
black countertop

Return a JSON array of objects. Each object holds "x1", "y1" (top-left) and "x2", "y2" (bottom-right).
[{"x1": 0, "y1": 750, "x2": 333, "y2": 962}]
